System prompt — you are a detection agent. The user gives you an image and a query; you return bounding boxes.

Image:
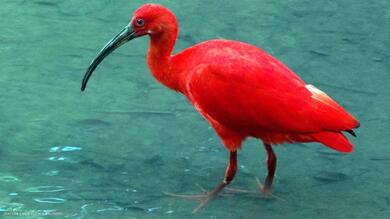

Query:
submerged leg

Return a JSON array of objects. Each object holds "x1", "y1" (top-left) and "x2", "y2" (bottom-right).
[
  {"x1": 166, "y1": 150, "x2": 237, "y2": 213},
  {"x1": 262, "y1": 143, "x2": 277, "y2": 195}
]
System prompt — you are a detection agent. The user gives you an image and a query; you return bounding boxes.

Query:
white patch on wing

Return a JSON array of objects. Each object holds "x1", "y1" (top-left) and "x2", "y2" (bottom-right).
[{"x1": 305, "y1": 84, "x2": 338, "y2": 109}]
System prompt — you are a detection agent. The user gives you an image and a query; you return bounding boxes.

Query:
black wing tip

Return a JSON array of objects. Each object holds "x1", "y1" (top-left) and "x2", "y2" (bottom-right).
[
  {"x1": 356, "y1": 122, "x2": 360, "y2": 128},
  {"x1": 346, "y1": 129, "x2": 357, "y2": 137}
]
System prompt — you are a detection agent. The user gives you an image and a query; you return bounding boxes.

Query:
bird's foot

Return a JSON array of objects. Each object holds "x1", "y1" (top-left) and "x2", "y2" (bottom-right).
[
  {"x1": 224, "y1": 177, "x2": 284, "y2": 201},
  {"x1": 164, "y1": 184, "x2": 228, "y2": 213}
]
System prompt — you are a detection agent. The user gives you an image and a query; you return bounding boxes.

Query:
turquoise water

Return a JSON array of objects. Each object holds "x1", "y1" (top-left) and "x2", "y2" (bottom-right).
[{"x1": 0, "y1": 0, "x2": 389, "y2": 218}]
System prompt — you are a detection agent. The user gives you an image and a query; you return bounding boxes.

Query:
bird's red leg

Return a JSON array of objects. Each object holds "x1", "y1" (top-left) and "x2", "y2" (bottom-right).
[
  {"x1": 224, "y1": 143, "x2": 283, "y2": 200},
  {"x1": 166, "y1": 150, "x2": 237, "y2": 213},
  {"x1": 262, "y1": 143, "x2": 277, "y2": 195}
]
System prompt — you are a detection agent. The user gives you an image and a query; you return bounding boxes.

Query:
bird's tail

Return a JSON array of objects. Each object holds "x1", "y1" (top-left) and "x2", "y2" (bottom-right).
[{"x1": 311, "y1": 131, "x2": 353, "y2": 153}]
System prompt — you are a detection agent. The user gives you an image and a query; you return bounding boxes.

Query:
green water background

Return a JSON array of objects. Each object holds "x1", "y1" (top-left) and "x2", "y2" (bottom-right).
[{"x1": 0, "y1": 0, "x2": 389, "y2": 218}]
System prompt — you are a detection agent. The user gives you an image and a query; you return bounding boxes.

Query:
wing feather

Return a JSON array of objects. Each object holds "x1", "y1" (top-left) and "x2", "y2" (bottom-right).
[{"x1": 186, "y1": 61, "x2": 358, "y2": 135}]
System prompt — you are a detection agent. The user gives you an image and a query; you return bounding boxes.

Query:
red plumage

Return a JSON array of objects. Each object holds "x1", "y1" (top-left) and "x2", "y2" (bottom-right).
[
  {"x1": 82, "y1": 4, "x2": 360, "y2": 210},
  {"x1": 172, "y1": 40, "x2": 358, "y2": 151}
]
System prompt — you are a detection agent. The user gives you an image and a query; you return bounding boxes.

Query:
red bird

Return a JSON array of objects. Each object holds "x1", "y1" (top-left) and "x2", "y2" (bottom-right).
[{"x1": 81, "y1": 4, "x2": 359, "y2": 212}]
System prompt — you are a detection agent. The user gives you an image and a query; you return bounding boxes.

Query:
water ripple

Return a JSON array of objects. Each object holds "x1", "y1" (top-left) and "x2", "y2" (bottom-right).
[
  {"x1": 42, "y1": 170, "x2": 59, "y2": 176},
  {"x1": 0, "y1": 175, "x2": 19, "y2": 182},
  {"x1": 96, "y1": 206, "x2": 123, "y2": 212},
  {"x1": 25, "y1": 186, "x2": 65, "y2": 193},
  {"x1": 49, "y1": 146, "x2": 82, "y2": 153},
  {"x1": 34, "y1": 197, "x2": 66, "y2": 204},
  {"x1": 0, "y1": 202, "x2": 24, "y2": 212}
]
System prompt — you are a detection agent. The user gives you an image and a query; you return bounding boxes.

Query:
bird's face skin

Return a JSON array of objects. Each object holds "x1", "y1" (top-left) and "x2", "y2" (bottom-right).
[
  {"x1": 81, "y1": 4, "x2": 175, "y2": 91},
  {"x1": 131, "y1": 4, "x2": 177, "y2": 37},
  {"x1": 131, "y1": 9, "x2": 161, "y2": 37}
]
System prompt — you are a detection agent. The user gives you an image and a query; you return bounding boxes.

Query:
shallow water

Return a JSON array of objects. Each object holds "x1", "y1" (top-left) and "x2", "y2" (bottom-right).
[{"x1": 0, "y1": 0, "x2": 389, "y2": 218}]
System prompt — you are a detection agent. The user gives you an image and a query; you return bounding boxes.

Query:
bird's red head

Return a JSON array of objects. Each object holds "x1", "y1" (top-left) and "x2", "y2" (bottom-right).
[
  {"x1": 130, "y1": 4, "x2": 178, "y2": 37},
  {"x1": 81, "y1": 4, "x2": 177, "y2": 91}
]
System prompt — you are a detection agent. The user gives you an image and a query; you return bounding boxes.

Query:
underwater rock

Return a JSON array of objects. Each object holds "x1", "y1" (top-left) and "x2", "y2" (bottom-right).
[
  {"x1": 126, "y1": 206, "x2": 147, "y2": 212},
  {"x1": 33, "y1": 1, "x2": 58, "y2": 7},
  {"x1": 143, "y1": 155, "x2": 164, "y2": 166},
  {"x1": 78, "y1": 159, "x2": 105, "y2": 170},
  {"x1": 313, "y1": 171, "x2": 348, "y2": 183}
]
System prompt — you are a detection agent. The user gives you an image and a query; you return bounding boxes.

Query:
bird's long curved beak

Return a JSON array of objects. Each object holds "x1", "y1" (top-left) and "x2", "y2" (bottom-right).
[{"x1": 81, "y1": 25, "x2": 136, "y2": 91}]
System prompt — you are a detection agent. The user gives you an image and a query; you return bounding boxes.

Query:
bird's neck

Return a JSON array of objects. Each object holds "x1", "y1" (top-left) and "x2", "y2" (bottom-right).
[{"x1": 147, "y1": 30, "x2": 183, "y2": 93}]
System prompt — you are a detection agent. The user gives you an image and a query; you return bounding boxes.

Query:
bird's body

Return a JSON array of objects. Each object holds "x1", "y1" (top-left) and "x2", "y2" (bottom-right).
[
  {"x1": 81, "y1": 3, "x2": 359, "y2": 212},
  {"x1": 149, "y1": 38, "x2": 358, "y2": 152}
]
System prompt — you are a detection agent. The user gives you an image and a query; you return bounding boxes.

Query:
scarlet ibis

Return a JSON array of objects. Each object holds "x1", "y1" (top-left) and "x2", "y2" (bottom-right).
[{"x1": 81, "y1": 3, "x2": 359, "y2": 212}]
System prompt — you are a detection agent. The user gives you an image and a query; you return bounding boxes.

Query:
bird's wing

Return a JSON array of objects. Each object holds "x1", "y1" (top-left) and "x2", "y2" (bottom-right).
[{"x1": 185, "y1": 59, "x2": 358, "y2": 134}]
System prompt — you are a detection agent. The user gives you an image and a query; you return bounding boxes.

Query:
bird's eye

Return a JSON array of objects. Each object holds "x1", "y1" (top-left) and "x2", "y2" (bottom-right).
[{"x1": 136, "y1": 18, "x2": 145, "y2": 27}]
